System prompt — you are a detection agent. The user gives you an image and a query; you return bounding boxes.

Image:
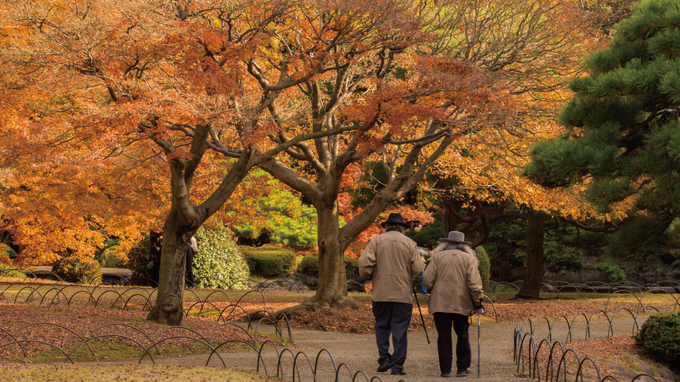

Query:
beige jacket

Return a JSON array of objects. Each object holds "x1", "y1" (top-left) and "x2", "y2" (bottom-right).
[
  {"x1": 359, "y1": 230, "x2": 423, "y2": 304},
  {"x1": 422, "y1": 248, "x2": 484, "y2": 316}
]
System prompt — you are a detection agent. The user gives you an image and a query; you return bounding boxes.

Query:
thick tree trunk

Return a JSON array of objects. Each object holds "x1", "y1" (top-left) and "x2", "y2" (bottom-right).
[
  {"x1": 314, "y1": 202, "x2": 345, "y2": 303},
  {"x1": 147, "y1": 213, "x2": 195, "y2": 325},
  {"x1": 308, "y1": 200, "x2": 363, "y2": 310},
  {"x1": 146, "y1": 152, "x2": 254, "y2": 325},
  {"x1": 516, "y1": 212, "x2": 546, "y2": 299}
]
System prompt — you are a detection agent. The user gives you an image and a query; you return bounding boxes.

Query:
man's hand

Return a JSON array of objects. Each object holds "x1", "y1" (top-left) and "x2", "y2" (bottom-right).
[{"x1": 475, "y1": 300, "x2": 484, "y2": 314}]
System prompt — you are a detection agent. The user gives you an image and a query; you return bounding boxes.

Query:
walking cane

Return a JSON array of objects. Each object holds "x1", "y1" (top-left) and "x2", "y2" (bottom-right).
[
  {"x1": 477, "y1": 306, "x2": 484, "y2": 378},
  {"x1": 412, "y1": 285, "x2": 430, "y2": 344}
]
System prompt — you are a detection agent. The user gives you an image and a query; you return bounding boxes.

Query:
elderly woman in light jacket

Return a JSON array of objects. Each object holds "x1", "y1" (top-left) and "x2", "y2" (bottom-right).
[{"x1": 422, "y1": 231, "x2": 484, "y2": 378}]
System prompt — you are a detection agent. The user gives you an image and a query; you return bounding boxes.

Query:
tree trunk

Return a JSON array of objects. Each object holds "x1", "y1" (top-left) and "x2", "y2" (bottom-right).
[
  {"x1": 267, "y1": 199, "x2": 364, "y2": 319},
  {"x1": 308, "y1": 199, "x2": 363, "y2": 310},
  {"x1": 441, "y1": 198, "x2": 458, "y2": 234},
  {"x1": 496, "y1": 236, "x2": 511, "y2": 281},
  {"x1": 147, "y1": 212, "x2": 195, "y2": 325},
  {"x1": 516, "y1": 212, "x2": 546, "y2": 299}
]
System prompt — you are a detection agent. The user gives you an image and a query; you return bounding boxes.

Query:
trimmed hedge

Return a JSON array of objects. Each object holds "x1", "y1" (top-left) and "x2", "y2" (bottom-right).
[
  {"x1": 193, "y1": 227, "x2": 249, "y2": 289},
  {"x1": 0, "y1": 243, "x2": 18, "y2": 259},
  {"x1": 99, "y1": 248, "x2": 127, "y2": 268},
  {"x1": 240, "y1": 245, "x2": 297, "y2": 278},
  {"x1": 52, "y1": 256, "x2": 102, "y2": 285},
  {"x1": 298, "y1": 254, "x2": 319, "y2": 275},
  {"x1": 476, "y1": 246, "x2": 491, "y2": 289},
  {"x1": 0, "y1": 244, "x2": 22, "y2": 277},
  {"x1": 595, "y1": 259, "x2": 625, "y2": 282},
  {"x1": 634, "y1": 312, "x2": 680, "y2": 373},
  {"x1": 298, "y1": 254, "x2": 359, "y2": 278},
  {"x1": 0, "y1": 252, "x2": 24, "y2": 278}
]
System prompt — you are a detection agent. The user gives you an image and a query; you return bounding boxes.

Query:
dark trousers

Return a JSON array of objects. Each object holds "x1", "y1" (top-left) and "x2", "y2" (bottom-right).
[
  {"x1": 372, "y1": 301, "x2": 413, "y2": 373},
  {"x1": 434, "y1": 312, "x2": 471, "y2": 374}
]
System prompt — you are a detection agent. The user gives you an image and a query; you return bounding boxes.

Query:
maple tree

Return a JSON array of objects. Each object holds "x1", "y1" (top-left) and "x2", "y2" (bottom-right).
[
  {"x1": 252, "y1": 3, "x2": 518, "y2": 313},
  {"x1": 0, "y1": 0, "x2": 379, "y2": 325}
]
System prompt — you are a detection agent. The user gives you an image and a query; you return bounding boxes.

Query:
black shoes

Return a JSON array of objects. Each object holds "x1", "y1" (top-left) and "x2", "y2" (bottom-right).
[
  {"x1": 456, "y1": 368, "x2": 471, "y2": 377},
  {"x1": 441, "y1": 372, "x2": 451, "y2": 377},
  {"x1": 391, "y1": 370, "x2": 406, "y2": 375},
  {"x1": 377, "y1": 361, "x2": 390, "y2": 373}
]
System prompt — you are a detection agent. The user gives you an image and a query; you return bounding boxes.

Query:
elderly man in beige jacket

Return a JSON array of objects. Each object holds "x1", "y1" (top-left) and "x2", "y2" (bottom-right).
[
  {"x1": 423, "y1": 231, "x2": 484, "y2": 378},
  {"x1": 359, "y1": 213, "x2": 423, "y2": 376}
]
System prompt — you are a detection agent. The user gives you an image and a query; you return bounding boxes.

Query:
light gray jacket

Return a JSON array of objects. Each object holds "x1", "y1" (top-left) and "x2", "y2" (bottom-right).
[
  {"x1": 422, "y1": 248, "x2": 483, "y2": 316},
  {"x1": 359, "y1": 230, "x2": 423, "y2": 304}
]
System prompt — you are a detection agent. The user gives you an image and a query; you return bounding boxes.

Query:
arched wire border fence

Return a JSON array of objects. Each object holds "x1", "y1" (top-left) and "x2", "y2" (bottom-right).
[
  {"x1": 0, "y1": 315, "x2": 401, "y2": 382},
  {"x1": 2, "y1": 280, "x2": 678, "y2": 381},
  {"x1": 0, "y1": 281, "x2": 502, "y2": 324},
  {"x1": 512, "y1": 291, "x2": 679, "y2": 382},
  {"x1": 488, "y1": 280, "x2": 680, "y2": 295},
  {"x1": 5, "y1": 280, "x2": 680, "y2": 328}
]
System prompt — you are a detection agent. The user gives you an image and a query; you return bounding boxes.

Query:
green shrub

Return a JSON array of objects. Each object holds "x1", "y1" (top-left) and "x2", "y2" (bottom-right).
[
  {"x1": 299, "y1": 254, "x2": 319, "y2": 275},
  {"x1": 475, "y1": 246, "x2": 491, "y2": 289},
  {"x1": 405, "y1": 221, "x2": 444, "y2": 250},
  {"x1": 193, "y1": 226, "x2": 249, "y2": 289},
  {"x1": 634, "y1": 312, "x2": 680, "y2": 373},
  {"x1": 0, "y1": 243, "x2": 18, "y2": 259},
  {"x1": 99, "y1": 248, "x2": 127, "y2": 268},
  {"x1": 344, "y1": 256, "x2": 359, "y2": 278},
  {"x1": 298, "y1": 254, "x2": 359, "y2": 278},
  {"x1": 127, "y1": 236, "x2": 155, "y2": 286},
  {"x1": 240, "y1": 245, "x2": 297, "y2": 278},
  {"x1": 52, "y1": 256, "x2": 102, "y2": 285},
  {"x1": 595, "y1": 259, "x2": 625, "y2": 282},
  {"x1": 0, "y1": 258, "x2": 25, "y2": 278}
]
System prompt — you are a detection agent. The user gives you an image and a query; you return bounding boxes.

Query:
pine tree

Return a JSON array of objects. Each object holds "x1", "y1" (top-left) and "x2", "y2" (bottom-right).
[{"x1": 525, "y1": 0, "x2": 680, "y2": 257}]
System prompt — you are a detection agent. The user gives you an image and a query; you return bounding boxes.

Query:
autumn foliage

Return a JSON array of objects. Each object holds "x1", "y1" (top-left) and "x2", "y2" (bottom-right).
[{"x1": 0, "y1": 0, "x2": 622, "y2": 323}]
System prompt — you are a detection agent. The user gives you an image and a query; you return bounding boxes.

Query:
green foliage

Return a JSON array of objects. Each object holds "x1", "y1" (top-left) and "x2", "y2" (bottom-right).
[
  {"x1": 299, "y1": 254, "x2": 319, "y2": 275},
  {"x1": 93, "y1": 238, "x2": 121, "y2": 264},
  {"x1": 525, "y1": 0, "x2": 680, "y2": 257},
  {"x1": 233, "y1": 171, "x2": 318, "y2": 251},
  {"x1": 126, "y1": 236, "x2": 154, "y2": 286},
  {"x1": 0, "y1": 262, "x2": 24, "y2": 278},
  {"x1": 634, "y1": 312, "x2": 680, "y2": 373},
  {"x1": 0, "y1": 243, "x2": 17, "y2": 259},
  {"x1": 475, "y1": 246, "x2": 491, "y2": 289},
  {"x1": 344, "y1": 256, "x2": 359, "y2": 278},
  {"x1": 544, "y1": 227, "x2": 584, "y2": 272},
  {"x1": 405, "y1": 220, "x2": 444, "y2": 250},
  {"x1": 193, "y1": 227, "x2": 249, "y2": 289},
  {"x1": 595, "y1": 259, "x2": 625, "y2": 282},
  {"x1": 98, "y1": 248, "x2": 127, "y2": 268},
  {"x1": 52, "y1": 256, "x2": 102, "y2": 285},
  {"x1": 298, "y1": 254, "x2": 359, "y2": 278},
  {"x1": 0, "y1": 244, "x2": 21, "y2": 277},
  {"x1": 240, "y1": 245, "x2": 297, "y2": 278}
]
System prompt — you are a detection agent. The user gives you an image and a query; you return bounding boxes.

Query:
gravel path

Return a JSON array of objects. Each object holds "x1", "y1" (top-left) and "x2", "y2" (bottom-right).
[{"x1": 155, "y1": 318, "x2": 535, "y2": 381}]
